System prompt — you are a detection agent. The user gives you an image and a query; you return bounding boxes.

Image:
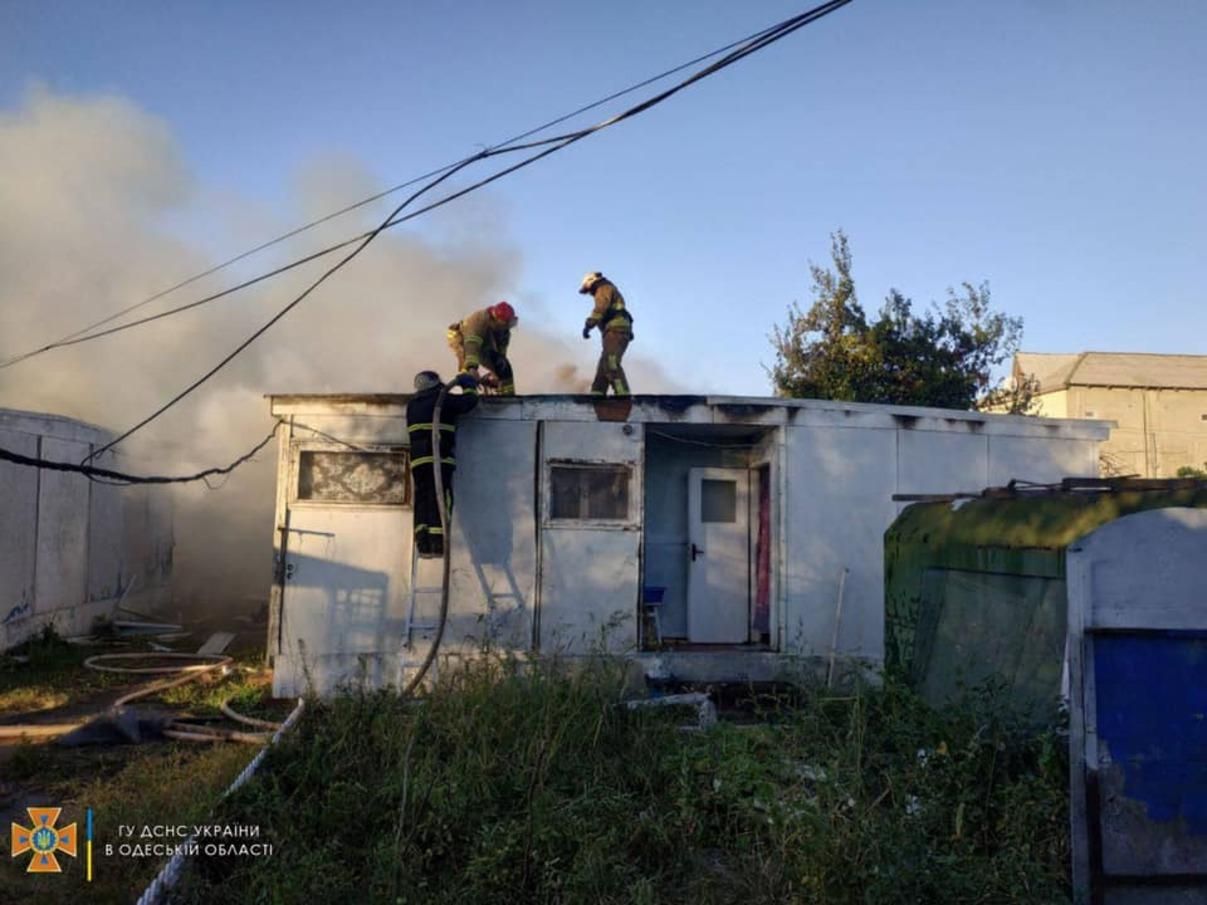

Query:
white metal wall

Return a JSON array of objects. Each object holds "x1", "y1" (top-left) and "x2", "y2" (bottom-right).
[
  {"x1": 267, "y1": 395, "x2": 1107, "y2": 692},
  {"x1": 781, "y1": 415, "x2": 1100, "y2": 663},
  {"x1": 1, "y1": 412, "x2": 174, "y2": 650},
  {"x1": 536, "y1": 421, "x2": 642, "y2": 653}
]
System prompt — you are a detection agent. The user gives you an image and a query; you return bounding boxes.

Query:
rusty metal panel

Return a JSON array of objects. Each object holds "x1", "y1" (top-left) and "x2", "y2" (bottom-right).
[
  {"x1": 1069, "y1": 508, "x2": 1207, "y2": 903},
  {"x1": 1091, "y1": 633, "x2": 1207, "y2": 882}
]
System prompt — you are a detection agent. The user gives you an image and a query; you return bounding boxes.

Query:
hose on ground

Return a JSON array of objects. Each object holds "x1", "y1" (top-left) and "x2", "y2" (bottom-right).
[
  {"x1": 220, "y1": 699, "x2": 283, "y2": 731},
  {"x1": 0, "y1": 652, "x2": 281, "y2": 744},
  {"x1": 400, "y1": 378, "x2": 454, "y2": 697}
]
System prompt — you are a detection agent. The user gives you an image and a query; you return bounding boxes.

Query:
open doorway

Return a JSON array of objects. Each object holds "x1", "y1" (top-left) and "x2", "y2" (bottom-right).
[{"x1": 642, "y1": 424, "x2": 777, "y2": 651}]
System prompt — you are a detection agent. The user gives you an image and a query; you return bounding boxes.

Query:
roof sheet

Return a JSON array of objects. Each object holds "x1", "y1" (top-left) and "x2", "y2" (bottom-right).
[{"x1": 1016, "y1": 351, "x2": 1207, "y2": 392}]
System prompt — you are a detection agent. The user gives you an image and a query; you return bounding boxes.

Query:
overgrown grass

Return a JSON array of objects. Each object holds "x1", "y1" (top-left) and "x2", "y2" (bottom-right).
[
  {"x1": 0, "y1": 626, "x2": 129, "y2": 715},
  {"x1": 178, "y1": 657, "x2": 1070, "y2": 904}
]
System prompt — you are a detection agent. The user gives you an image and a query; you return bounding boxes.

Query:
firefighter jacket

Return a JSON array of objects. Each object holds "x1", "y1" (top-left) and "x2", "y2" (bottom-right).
[
  {"x1": 405, "y1": 380, "x2": 479, "y2": 469},
  {"x1": 450, "y1": 308, "x2": 511, "y2": 370},
  {"x1": 585, "y1": 280, "x2": 633, "y2": 336}
]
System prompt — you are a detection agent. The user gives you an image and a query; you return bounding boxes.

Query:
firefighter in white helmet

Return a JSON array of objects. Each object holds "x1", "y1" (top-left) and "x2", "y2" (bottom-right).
[{"x1": 579, "y1": 271, "x2": 632, "y2": 396}]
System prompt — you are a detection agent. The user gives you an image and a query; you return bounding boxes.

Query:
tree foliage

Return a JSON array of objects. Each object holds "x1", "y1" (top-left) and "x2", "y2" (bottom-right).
[{"x1": 770, "y1": 232, "x2": 1035, "y2": 413}]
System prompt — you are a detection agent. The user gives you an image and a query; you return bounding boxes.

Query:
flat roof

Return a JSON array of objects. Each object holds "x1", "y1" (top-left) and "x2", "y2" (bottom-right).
[
  {"x1": 0, "y1": 406, "x2": 112, "y2": 444},
  {"x1": 267, "y1": 392, "x2": 1113, "y2": 440}
]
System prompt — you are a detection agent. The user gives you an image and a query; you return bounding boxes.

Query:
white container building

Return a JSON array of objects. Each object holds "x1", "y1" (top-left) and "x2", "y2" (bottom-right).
[{"x1": 265, "y1": 393, "x2": 1110, "y2": 696}]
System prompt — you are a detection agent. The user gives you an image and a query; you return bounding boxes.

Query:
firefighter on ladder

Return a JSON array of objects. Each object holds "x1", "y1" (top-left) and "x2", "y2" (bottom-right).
[
  {"x1": 579, "y1": 271, "x2": 632, "y2": 396},
  {"x1": 447, "y1": 301, "x2": 517, "y2": 395},
  {"x1": 406, "y1": 369, "x2": 479, "y2": 557}
]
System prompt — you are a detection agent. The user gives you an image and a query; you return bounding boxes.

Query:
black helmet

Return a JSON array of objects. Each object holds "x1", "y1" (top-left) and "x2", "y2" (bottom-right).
[{"x1": 413, "y1": 370, "x2": 441, "y2": 392}]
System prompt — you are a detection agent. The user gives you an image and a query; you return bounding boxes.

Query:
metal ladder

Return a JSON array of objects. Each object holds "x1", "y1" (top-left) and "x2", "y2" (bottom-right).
[{"x1": 403, "y1": 548, "x2": 445, "y2": 650}]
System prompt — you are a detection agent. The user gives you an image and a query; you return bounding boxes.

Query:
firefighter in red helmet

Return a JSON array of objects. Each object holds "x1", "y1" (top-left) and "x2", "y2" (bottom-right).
[{"x1": 447, "y1": 301, "x2": 517, "y2": 396}]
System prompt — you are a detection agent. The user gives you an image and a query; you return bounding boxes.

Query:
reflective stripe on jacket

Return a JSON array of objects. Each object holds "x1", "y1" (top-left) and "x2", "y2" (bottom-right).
[
  {"x1": 585, "y1": 281, "x2": 633, "y2": 334},
  {"x1": 450, "y1": 308, "x2": 510, "y2": 368},
  {"x1": 404, "y1": 386, "x2": 479, "y2": 467}
]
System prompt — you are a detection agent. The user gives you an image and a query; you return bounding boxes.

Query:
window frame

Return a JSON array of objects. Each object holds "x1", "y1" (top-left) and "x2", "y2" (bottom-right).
[
  {"x1": 543, "y1": 459, "x2": 637, "y2": 530},
  {"x1": 289, "y1": 440, "x2": 411, "y2": 509}
]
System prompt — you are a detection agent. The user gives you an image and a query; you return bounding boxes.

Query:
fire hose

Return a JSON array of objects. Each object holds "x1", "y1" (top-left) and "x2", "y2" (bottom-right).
[
  {"x1": 0, "y1": 653, "x2": 281, "y2": 743},
  {"x1": 399, "y1": 378, "x2": 455, "y2": 696}
]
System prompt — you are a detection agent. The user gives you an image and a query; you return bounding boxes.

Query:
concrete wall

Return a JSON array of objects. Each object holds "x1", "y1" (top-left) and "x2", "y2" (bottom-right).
[
  {"x1": 1037, "y1": 386, "x2": 1207, "y2": 477},
  {"x1": 0, "y1": 410, "x2": 173, "y2": 650}
]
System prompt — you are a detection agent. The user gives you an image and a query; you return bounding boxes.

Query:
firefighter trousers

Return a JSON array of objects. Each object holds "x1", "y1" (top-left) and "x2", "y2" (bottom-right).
[
  {"x1": 412, "y1": 461, "x2": 455, "y2": 556},
  {"x1": 591, "y1": 329, "x2": 631, "y2": 396}
]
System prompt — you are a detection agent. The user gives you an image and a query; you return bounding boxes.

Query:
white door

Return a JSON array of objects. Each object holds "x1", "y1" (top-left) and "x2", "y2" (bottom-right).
[
  {"x1": 686, "y1": 467, "x2": 750, "y2": 643},
  {"x1": 277, "y1": 443, "x2": 412, "y2": 688}
]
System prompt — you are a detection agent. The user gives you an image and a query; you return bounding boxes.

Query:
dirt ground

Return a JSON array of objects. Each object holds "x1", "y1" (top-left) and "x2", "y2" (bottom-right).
[{"x1": 0, "y1": 605, "x2": 289, "y2": 904}]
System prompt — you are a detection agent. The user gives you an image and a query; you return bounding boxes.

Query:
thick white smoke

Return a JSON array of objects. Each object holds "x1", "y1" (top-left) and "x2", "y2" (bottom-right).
[{"x1": 0, "y1": 87, "x2": 678, "y2": 613}]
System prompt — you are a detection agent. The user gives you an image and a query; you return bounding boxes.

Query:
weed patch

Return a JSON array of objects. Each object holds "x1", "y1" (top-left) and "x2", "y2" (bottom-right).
[
  {"x1": 0, "y1": 626, "x2": 129, "y2": 715},
  {"x1": 177, "y1": 657, "x2": 1069, "y2": 904}
]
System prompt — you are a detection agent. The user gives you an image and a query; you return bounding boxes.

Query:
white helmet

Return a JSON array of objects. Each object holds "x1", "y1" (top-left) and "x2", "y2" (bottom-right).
[{"x1": 578, "y1": 271, "x2": 603, "y2": 294}]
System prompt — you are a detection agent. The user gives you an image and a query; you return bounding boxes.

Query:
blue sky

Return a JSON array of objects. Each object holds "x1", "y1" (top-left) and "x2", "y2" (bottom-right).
[{"x1": 2, "y1": 0, "x2": 1204, "y2": 395}]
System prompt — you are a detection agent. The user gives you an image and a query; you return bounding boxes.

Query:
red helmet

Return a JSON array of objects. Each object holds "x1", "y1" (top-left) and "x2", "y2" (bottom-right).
[{"x1": 489, "y1": 300, "x2": 516, "y2": 324}]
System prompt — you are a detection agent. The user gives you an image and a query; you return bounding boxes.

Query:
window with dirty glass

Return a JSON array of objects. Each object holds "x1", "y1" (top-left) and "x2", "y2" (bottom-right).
[
  {"x1": 296, "y1": 450, "x2": 409, "y2": 504},
  {"x1": 701, "y1": 479, "x2": 738, "y2": 523},
  {"x1": 550, "y1": 464, "x2": 631, "y2": 521}
]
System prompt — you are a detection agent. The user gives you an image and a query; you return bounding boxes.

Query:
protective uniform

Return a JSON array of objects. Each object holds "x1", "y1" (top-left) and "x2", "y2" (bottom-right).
[
  {"x1": 447, "y1": 304, "x2": 516, "y2": 396},
  {"x1": 580, "y1": 273, "x2": 633, "y2": 396},
  {"x1": 406, "y1": 372, "x2": 479, "y2": 557}
]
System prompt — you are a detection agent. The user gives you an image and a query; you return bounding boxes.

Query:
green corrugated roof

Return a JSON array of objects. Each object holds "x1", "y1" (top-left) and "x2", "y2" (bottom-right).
[{"x1": 884, "y1": 487, "x2": 1207, "y2": 692}]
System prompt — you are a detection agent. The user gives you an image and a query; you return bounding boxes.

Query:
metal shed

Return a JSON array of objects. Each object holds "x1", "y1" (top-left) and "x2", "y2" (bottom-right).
[
  {"x1": 265, "y1": 392, "x2": 1108, "y2": 696},
  {"x1": 884, "y1": 481, "x2": 1207, "y2": 720},
  {"x1": 1068, "y1": 507, "x2": 1207, "y2": 902},
  {"x1": 885, "y1": 485, "x2": 1207, "y2": 903}
]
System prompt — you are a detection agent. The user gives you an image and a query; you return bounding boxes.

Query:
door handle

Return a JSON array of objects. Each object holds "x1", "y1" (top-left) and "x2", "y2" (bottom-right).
[{"x1": 690, "y1": 542, "x2": 702, "y2": 562}]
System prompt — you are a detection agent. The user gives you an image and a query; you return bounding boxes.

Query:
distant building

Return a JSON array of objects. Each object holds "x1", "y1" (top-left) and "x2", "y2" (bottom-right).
[{"x1": 1013, "y1": 352, "x2": 1207, "y2": 477}]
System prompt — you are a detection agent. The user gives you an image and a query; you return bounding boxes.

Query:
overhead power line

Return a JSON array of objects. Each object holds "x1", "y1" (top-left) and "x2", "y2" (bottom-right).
[
  {"x1": 0, "y1": 422, "x2": 281, "y2": 486},
  {"x1": 0, "y1": 11, "x2": 821, "y2": 373},
  {"x1": 83, "y1": 0, "x2": 855, "y2": 463}
]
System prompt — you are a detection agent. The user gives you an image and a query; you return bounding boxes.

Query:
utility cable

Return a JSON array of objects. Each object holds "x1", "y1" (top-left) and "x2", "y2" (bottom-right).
[
  {"x1": 82, "y1": 134, "x2": 526, "y2": 463},
  {"x1": 4, "y1": 133, "x2": 566, "y2": 360},
  {"x1": 83, "y1": 0, "x2": 853, "y2": 462},
  {"x1": 0, "y1": 421, "x2": 281, "y2": 485},
  {"x1": 0, "y1": 11, "x2": 819, "y2": 372}
]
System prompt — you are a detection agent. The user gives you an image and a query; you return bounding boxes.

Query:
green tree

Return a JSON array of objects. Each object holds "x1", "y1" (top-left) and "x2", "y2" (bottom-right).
[
  {"x1": 769, "y1": 231, "x2": 1035, "y2": 413},
  {"x1": 1175, "y1": 462, "x2": 1207, "y2": 479}
]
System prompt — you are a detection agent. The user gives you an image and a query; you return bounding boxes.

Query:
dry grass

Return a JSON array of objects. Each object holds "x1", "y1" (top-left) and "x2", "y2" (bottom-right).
[
  {"x1": 0, "y1": 628, "x2": 282, "y2": 903},
  {"x1": 0, "y1": 685, "x2": 70, "y2": 716}
]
